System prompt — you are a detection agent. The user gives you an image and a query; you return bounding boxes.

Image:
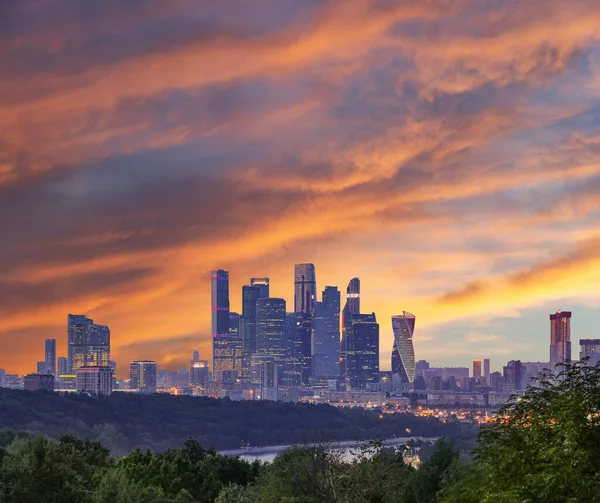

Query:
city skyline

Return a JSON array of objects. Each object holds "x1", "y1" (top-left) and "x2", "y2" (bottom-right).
[{"x1": 4, "y1": 2, "x2": 600, "y2": 376}]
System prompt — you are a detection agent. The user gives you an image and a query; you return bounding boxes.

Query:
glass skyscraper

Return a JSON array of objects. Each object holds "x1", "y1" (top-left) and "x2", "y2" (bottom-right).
[
  {"x1": 340, "y1": 278, "x2": 360, "y2": 378},
  {"x1": 130, "y1": 360, "x2": 157, "y2": 393},
  {"x1": 312, "y1": 286, "x2": 340, "y2": 379},
  {"x1": 256, "y1": 298, "x2": 287, "y2": 376},
  {"x1": 344, "y1": 312, "x2": 379, "y2": 389},
  {"x1": 229, "y1": 312, "x2": 243, "y2": 378},
  {"x1": 294, "y1": 264, "x2": 316, "y2": 314},
  {"x1": 250, "y1": 277, "x2": 270, "y2": 299},
  {"x1": 550, "y1": 310, "x2": 571, "y2": 371},
  {"x1": 67, "y1": 314, "x2": 110, "y2": 374},
  {"x1": 211, "y1": 269, "x2": 234, "y2": 381},
  {"x1": 391, "y1": 312, "x2": 416, "y2": 386},
  {"x1": 44, "y1": 339, "x2": 56, "y2": 375},
  {"x1": 241, "y1": 283, "x2": 267, "y2": 381}
]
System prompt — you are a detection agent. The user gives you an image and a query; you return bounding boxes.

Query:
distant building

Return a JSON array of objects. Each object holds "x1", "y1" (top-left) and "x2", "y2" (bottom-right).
[
  {"x1": 483, "y1": 359, "x2": 491, "y2": 385},
  {"x1": 580, "y1": 339, "x2": 600, "y2": 367},
  {"x1": 250, "y1": 354, "x2": 278, "y2": 401},
  {"x1": 211, "y1": 270, "x2": 234, "y2": 382},
  {"x1": 344, "y1": 312, "x2": 379, "y2": 389},
  {"x1": 312, "y1": 286, "x2": 341, "y2": 379},
  {"x1": 473, "y1": 360, "x2": 482, "y2": 380},
  {"x1": 68, "y1": 314, "x2": 110, "y2": 374},
  {"x1": 241, "y1": 283, "x2": 265, "y2": 382},
  {"x1": 37, "y1": 361, "x2": 49, "y2": 374},
  {"x1": 229, "y1": 312, "x2": 243, "y2": 378},
  {"x1": 0, "y1": 369, "x2": 5, "y2": 387},
  {"x1": 56, "y1": 374, "x2": 77, "y2": 390},
  {"x1": 250, "y1": 277, "x2": 270, "y2": 299},
  {"x1": 76, "y1": 366, "x2": 113, "y2": 395},
  {"x1": 256, "y1": 297, "x2": 287, "y2": 379},
  {"x1": 24, "y1": 374, "x2": 55, "y2": 391},
  {"x1": 340, "y1": 278, "x2": 360, "y2": 377},
  {"x1": 503, "y1": 360, "x2": 523, "y2": 391},
  {"x1": 57, "y1": 356, "x2": 69, "y2": 376},
  {"x1": 294, "y1": 264, "x2": 317, "y2": 315},
  {"x1": 391, "y1": 312, "x2": 416, "y2": 387},
  {"x1": 45, "y1": 339, "x2": 56, "y2": 375},
  {"x1": 550, "y1": 310, "x2": 571, "y2": 371},
  {"x1": 130, "y1": 360, "x2": 157, "y2": 393},
  {"x1": 190, "y1": 360, "x2": 209, "y2": 387}
]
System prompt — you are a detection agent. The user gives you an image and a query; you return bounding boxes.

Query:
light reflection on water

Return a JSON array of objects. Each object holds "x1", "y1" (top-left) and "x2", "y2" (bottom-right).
[{"x1": 221, "y1": 436, "x2": 439, "y2": 463}]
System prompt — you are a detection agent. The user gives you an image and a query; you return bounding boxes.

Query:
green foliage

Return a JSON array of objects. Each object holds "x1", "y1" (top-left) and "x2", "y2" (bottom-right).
[
  {"x1": 0, "y1": 388, "x2": 460, "y2": 454},
  {"x1": 441, "y1": 361, "x2": 600, "y2": 503}
]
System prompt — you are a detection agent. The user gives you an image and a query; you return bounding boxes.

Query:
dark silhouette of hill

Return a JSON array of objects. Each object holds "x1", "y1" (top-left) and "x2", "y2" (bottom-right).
[{"x1": 0, "y1": 388, "x2": 461, "y2": 455}]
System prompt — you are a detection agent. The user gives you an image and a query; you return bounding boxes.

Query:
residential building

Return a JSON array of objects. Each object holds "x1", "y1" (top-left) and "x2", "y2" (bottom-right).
[
  {"x1": 76, "y1": 366, "x2": 113, "y2": 395},
  {"x1": 550, "y1": 310, "x2": 571, "y2": 371},
  {"x1": 294, "y1": 264, "x2": 317, "y2": 314},
  {"x1": 67, "y1": 314, "x2": 110, "y2": 374}
]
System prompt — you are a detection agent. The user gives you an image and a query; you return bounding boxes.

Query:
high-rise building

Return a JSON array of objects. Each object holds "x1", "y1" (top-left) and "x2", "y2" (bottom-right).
[
  {"x1": 256, "y1": 298, "x2": 287, "y2": 379},
  {"x1": 211, "y1": 270, "x2": 235, "y2": 381},
  {"x1": 130, "y1": 360, "x2": 157, "y2": 393},
  {"x1": 24, "y1": 374, "x2": 55, "y2": 391},
  {"x1": 250, "y1": 354, "x2": 278, "y2": 401},
  {"x1": 44, "y1": 339, "x2": 56, "y2": 375},
  {"x1": 190, "y1": 360, "x2": 209, "y2": 387},
  {"x1": 483, "y1": 358, "x2": 491, "y2": 385},
  {"x1": 241, "y1": 284, "x2": 263, "y2": 382},
  {"x1": 580, "y1": 339, "x2": 600, "y2": 366},
  {"x1": 57, "y1": 356, "x2": 69, "y2": 376},
  {"x1": 229, "y1": 312, "x2": 243, "y2": 377},
  {"x1": 67, "y1": 315, "x2": 110, "y2": 374},
  {"x1": 76, "y1": 366, "x2": 113, "y2": 395},
  {"x1": 294, "y1": 264, "x2": 317, "y2": 315},
  {"x1": 312, "y1": 286, "x2": 341, "y2": 379},
  {"x1": 250, "y1": 277, "x2": 270, "y2": 299},
  {"x1": 0, "y1": 369, "x2": 5, "y2": 387},
  {"x1": 391, "y1": 312, "x2": 416, "y2": 387},
  {"x1": 503, "y1": 360, "x2": 523, "y2": 391},
  {"x1": 550, "y1": 310, "x2": 572, "y2": 371},
  {"x1": 340, "y1": 278, "x2": 361, "y2": 377},
  {"x1": 344, "y1": 313, "x2": 379, "y2": 389},
  {"x1": 37, "y1": 361, "x2": 49, "y2": 374},
  {"x1": 473, "y1": 359, "x2": 482, "y2": 379}
]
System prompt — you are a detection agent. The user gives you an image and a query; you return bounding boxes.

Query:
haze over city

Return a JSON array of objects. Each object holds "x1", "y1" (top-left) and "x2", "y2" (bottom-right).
[{"x1": 4, "y1": 0, "x2": 600, "y2": 377}]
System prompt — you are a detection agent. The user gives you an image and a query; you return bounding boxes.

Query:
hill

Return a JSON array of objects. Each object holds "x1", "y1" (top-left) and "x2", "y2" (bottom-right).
[{"x1": 0, "y1": 388, "x2": 462, "y2": 455}]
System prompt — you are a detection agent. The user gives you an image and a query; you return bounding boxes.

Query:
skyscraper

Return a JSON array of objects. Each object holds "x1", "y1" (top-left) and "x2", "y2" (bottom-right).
[
  {"x1": 250, "y1": 277, "x2": 270, "y2": 299},
  {"x1": 256, "y1": 298, "x2": 287, "y2": 376},
  {"x1": 483, "y1": 358, "x2": 491, "y2": 385},
  {"x1": 312, "y1": 286, "x2": 341, "y2": 379},
  {"x1": 344, "y1": 313, "x2": 379, "y2": 389},
  {"x1": 44, "y1": 339, "x2": 56, "y2": 375},
  {"x1": 294, "y1": 264, "x2": 316, "y2": 314},
  {"x1": 67, "y1": 315, "x2": 110, "y2": 374},
  {"x1": 340, "y1": 278, "x2": 361, "y2": 377},
  {"x1": 391, "y1": 312, "x2": 416, "y2": 387},
  {"x1": 57, "y1": 356, "x2": 69, "y2": 376},
  {"x1": 241, "y1": 283, "x2": 264, "y2": 381},
  {"x1": 550, "y1": 310, "x2": 572, "y2": 370},
  {"x1": 130, "y1": 360, "x2": 157, "y2": 392},
  {"x1": 229, "y1": 312, "x2": 243, "y2": 377},
  {"x1": 580, "y1": 339, "x2": 600, "y2": 366},
  {"x1": 250, "y1": 354, "x2": 278, "y2": 401},
  {"x1": 211, "y1": 269, "x2": 234, "y2": 381},
  {"x1": 473, "y1": 360, "x2": 482, "y2": 379}
]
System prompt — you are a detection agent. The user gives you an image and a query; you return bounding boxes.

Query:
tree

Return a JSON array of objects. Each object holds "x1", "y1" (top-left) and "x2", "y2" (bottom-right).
[{"x1": 440, "y1": 361, "x2": 600, "y2": 502}]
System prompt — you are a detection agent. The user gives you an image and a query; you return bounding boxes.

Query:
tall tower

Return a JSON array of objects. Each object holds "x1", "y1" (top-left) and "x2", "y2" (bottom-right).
[
  {"x1": 67, "y1": 314, "x2": 110, "y2": 374},
  {"x1": 250, "y1": 277, "x2": 270, "y2": 299},
  {"x1": 256, "y1": 298, "x2": 287, "y2": 380},
  {"x1": 483, "y1": 358, "x2": 491, "y2": 385},
  {"x1": 340, "y1": 278, "x2": 361, "y2": 377},
  {"x1": 241, "y1": 283, "x2": 266, "y2": 381},
  {"x1": 473, "y1": 360, "x2": 482, "y2": 379},
  {"x1": 294, "y1": 264, "x2": 317, "y2": 315},
  {"x1": 312, "y1": 286, "x2": 341, "y2": 379},
  {"x1": 550, "y1": 310, "x2": 572, "y2": 370},
  {"x1": 345, "y1": 313, "x2": 379, "y2": 389},
  {"x1": 391, "y1": 312, "x2": 416, "y2": 387},
  {"x1": 45, "y1": 339, "x2": 56, "y2": 375},
  {"x1": 211, "y1": 269, "x2": 232, "y2": 381}
]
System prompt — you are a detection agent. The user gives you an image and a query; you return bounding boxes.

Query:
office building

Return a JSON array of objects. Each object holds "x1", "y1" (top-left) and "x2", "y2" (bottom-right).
[
  {"x1": 256, "y1": 298, "x2": 287, "y2": 378},
  {"x1": 344, "y1": 312, "x2": 379, "y2": 389},
  {"x1": 340, "y1": 278, "x2": 361, "y2": 377},
  {"x1": 130, "y1": 360, "x2": 157, "y2": 393},
  {"x1": 24, "y1": 374, "x2": 55, "y2": 391},
  {"x1": 391, "y1": 312, "x2": 416, "y2": 386},
  {"x1": 312, "y1": 286, "x2": 341, "y2": 379},
  {"x1": 56, "y1": 374, "x2": 77, "y2": 390},
  {"x1": 37, "y1": 361, "x2": 49, "y2": 374},
  {"x1": 76, "y1": 366, "x2": 113, "y2": 395},
  {"x1": 483, "y1": 359, "x2": 491, "y2": 385},
  {"x1": 45, "y1": 339, "x2": 56, "y2": 375},
  {"x1": 503, "y1": 360, "x2": 523, "y2": 392},
  {"x1": 57, "y1": 356, "x2": 69, "y2": 376},
  {"x1": 67, "y1": 314, "x2": 110, "y2": 374},
  {"x1": 580, "y1": 339, "x2": 600, "y2": 367},
  {"x1": 550, "y1": 310, "x2": 572, "y2": 371},
  {"x1": 294, "y1": 264, "x2": 317, "y2": 314},
  {"x1": 250, "y1": 354, "x2": 278, "y2": 401},
  {"x1": 229, "y1": 312, "x2": 243, "y2": 377},
  {"x1": 283, "y1": 312, "x2": 312, "y2": 386},
  {"x1": 211, "y1": 269, "x2": 235, "y2": 381},
  {"x1": 241, "y1": 283, "x2": 264, "y2": 381},
  {"x1": 190, "y1": 360, "x2": 209, "y2": 387},
  {"x1": 473, "y1": 360, "x2": 482, "y2": 380},
  {"x1": 250, "y1": 277, "x2": 270, "y2": 299}
]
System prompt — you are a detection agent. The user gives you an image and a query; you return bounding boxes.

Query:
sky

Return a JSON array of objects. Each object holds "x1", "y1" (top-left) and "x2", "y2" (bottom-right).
[{"x1": 2, "y1": 0, "x2": 600, "y2": 377}]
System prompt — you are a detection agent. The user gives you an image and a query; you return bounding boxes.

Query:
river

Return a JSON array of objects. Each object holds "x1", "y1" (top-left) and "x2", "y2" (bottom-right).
[{"x1": 220, "y1": 436, "x2": 439, "y2": 463}]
